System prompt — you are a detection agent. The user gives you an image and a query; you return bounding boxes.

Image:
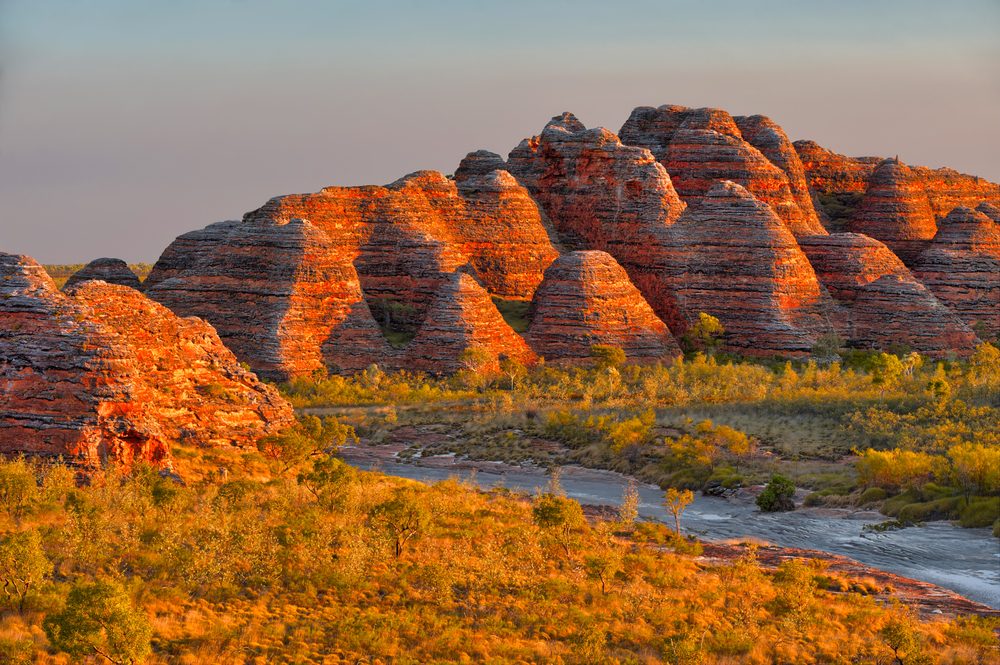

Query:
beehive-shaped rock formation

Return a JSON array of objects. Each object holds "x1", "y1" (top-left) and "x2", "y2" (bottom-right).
[
  {"x1": 63, "y1": 258, "x2": 141, "y2": 291},
  {"x1": 799, "y1": 234, "x2": 978, "y2": 355},
  {"x1": 145, "y1": 218, "x2": 390, "y2": 380},
  {"x1": 667, "y1": 182, "x2": 833, "y2": 354},
  {"x1": 847, "y1": 159, "x2": 938, "y2": 263},
  {"x1": 911, "y1": 207, "x2": 1000, "y2": 338},
  {"x1": 403, "y1": 272, "x2": 536, "y2": 375},
  {"x1": 525, "y1": 251, "x2": 679, "y2": 362}
]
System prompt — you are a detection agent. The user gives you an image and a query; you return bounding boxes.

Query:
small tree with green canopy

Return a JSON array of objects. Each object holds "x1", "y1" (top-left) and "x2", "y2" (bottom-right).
[
  {"x1": 681, "y1": 312, "x2": 725, "y2": 353},
  {"x1": 43, "y1": 579, "x2": 152, "y2": 665},
  {"x1": 531, "y1": 493, "x2": 586, "y2": 558},
  {"x1": 369, "y1": 489, "x2": 430, "y2": 559},
  {"x1": 258, "y1": 415, "x2": 358, "y2": 473},
  {"x1": 757, "y1": 474, "x2": 796, "y2": 512},
  {"x1": 590, "y1": 344, "x2": 626, "y2": 369},
  {"x1": 0, "y1": 529, "x2": 52, "y2": 613},
  {"x1": 663, "y1": 487, "x2": 694, "y2": 536}
]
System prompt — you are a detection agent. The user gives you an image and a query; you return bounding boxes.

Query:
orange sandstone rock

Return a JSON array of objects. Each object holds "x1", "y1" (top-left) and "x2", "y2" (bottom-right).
[
  {"x1": 911, "y1": 207, "x2": 1000, "y2": 339},
  {"x1": 403, "y1": 272, "x2": 536, "y2": 375},
  {"x1": 0, "y1": 253, "x2": 293, "y2": 467},
  {"x1": 525, "y1": 251, "x2": 679, "y2": 362},
  {"x1": 799, "y1": 234, "x2": 978, "y2": 355}
]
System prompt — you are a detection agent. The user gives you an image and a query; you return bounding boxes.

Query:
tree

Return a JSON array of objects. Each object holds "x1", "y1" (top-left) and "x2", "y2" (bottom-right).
[
  {"x1": 948, "y1": 442, "x2": 1000, "y2": 500},
  {"x1": 663, "y1": 487, "x2": 694, "y2": 536},
  {"x1": 498, "y1": 354, "x2": 527, "y2": 391},
  {"x1": 756, "y1": 474, "x2": 796, "y2": 512},
  {"x1": 43, "y1": 580, "x2": 152, "y2": 665},
  {"x1": 0, "y1": 529, "x2": 52, "y2": 613},
  {"x1": 296, "y1": 455, "x2": 356, "y2": 510},
  {"x1": 258, "y1": 416, "x2": 358, "y2": 473},
  {"x1": 531, "y1": 493, "x2": 586, "y2": 558},
  {"x1": 584, "y1": 550, "x2": 622, "y2": 595},
  {"x1": 0, "y1": 457, "x2": 38, "y2": 520},
  {"x1": 681, "y1": 312, "x2": 724, "y2": 353},
  {"x1": 369, "y1": 490, "x2": 429, "y2": 559},
  {"x1": 590, "y1": 344, "x2": 626, "y2": 369},
  {"x1": 617, "y1": 479, "x2": 640, "y2": 531}
]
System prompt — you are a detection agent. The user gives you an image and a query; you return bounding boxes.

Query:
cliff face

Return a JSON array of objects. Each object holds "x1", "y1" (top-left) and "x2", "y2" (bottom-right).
[
  {"x1": 799, "y1": 234, "x2": 978, "y2": 355},
  {"x1": 64, "y1": 258, "x2": 141, "y2": 291},
  {"x1": 0, "y1": 253, "x2": 293, "y2": 466},
  {"x1": 525, "y1": 251, "x2": 679, "y2": 362},
  {"x1": 912, "y1": 207, "x2": 1000, "y2": 339},
  {"x1": 665, "y1": 182, "x2": 833, "y2": 355}
]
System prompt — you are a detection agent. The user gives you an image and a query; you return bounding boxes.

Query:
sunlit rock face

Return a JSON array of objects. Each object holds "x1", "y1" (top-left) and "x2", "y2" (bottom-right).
[
  {"x1": 620, "y1": 105, "x2": 825, "y2": 237},
  {"x1": 0, "y1": 252, "x2": 294, "y2": 467},
  {"x1": 506, "y1": 112, "x2": 688, "y2": 331},
  {"x1": 525, "y1": 251, "x2": 679, "y2": 363},
  {"x1": 911, "y1": 206, "x2": 1000, "y2": 339},
  {"x1": 403, "y1": 271, "x2": 537, "y2": 375},
  {"x1": 847, "y1": 159, "x2": 939, "y2": 265},
  {"x1": 63, "y1": 258, "x2": 141, "y2": 291},
  {"x1": 799, "y1": 233, "x2": 978, "y2": 356},
  {"x1": 663, "y1": 181, "x2": 834, "y2": 355}
]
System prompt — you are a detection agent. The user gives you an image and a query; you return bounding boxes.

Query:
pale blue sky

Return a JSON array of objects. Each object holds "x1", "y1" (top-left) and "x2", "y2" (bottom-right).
[{"x1": 2, "y1": 0, "x2": 998, "y2": 263}]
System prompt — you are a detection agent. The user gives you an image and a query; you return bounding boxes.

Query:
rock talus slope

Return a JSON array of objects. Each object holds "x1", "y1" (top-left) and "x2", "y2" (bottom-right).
[{"x1": 0, "y1": 252, "x2": 293, "y2": 466}]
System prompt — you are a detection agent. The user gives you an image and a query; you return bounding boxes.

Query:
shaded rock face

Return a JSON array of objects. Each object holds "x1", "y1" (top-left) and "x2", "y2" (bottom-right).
[
  {"x1": 667, "y1": 182, "x2": 833, "y2": 354},
  {"x1": 505, "y1": 112, "x2": 688, "y2": 329},
  {"x1": 620, "y1": 105, "x2": 825, "y2": 237},
  {"x1": 525, "y1": 251, "x2": 679, "y2": 362},
  {"x1": 0, "y1": 253, "x2": 294, "y2": 466},
  {"x1": 145, "y1": 218, "x2": 390, "y2": 381},
  {"x1": 403, "y1": 272, "x2": 536, "y2": 375},
  {"x1": 912, "y1": 207, "x2": 1000, "y2": 339},
  {"x1": 63, "y1": 258, "x2": 141, "y2": 291},
  {"x1": 847, "y1": 159, "x2": 938, "y2": 264},
  {"x1": 799, "y1": 234, "x2": 978, "y2": 356},
  {"x1": 977, "y1": 202, "x2": 1000, "y2": 224}
]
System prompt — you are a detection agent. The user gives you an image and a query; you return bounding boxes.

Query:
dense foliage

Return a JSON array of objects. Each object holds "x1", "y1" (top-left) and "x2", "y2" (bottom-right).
[{"x1": 0, "y1": 455, "x2": 995, "y2": 664}]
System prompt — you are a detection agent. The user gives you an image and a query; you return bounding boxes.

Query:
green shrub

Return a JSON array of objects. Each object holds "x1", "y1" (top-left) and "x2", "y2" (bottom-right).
[
  {"x1": 958, "y1": 496, "x2": 1000, "y2": 529},
  {"x1": 756, "y1": 474, "x2": 796, "y2": 512},
  {"x1": 857, "y1": 487, "x2": 888, "y2": 505}
]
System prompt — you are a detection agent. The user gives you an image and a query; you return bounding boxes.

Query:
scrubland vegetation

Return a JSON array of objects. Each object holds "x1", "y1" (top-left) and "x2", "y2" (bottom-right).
[
  {"x1": 282, "y1": 340, "x2": 1000, "y2": 536},
  {"x1": 42, "y1": 264, "x2": 153, "y2": 288},
  {"x1": 0, "y1": 451, "x2": 996, "y2": 664}
]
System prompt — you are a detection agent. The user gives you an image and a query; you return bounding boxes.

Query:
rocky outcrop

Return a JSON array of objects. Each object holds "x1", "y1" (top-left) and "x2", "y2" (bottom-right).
[
  {"x1": 0, "y1": 252, "x2": 293, "y2": 467},
  {"x1": 847, "y1": 159, "x2": 938, "y2": 264},
  {"x1": 145, "y1": 218, "x2": 390, "y2": 380},
  {"x1": 799, "y1": 234, "x2": 978, "y2": 355},
  {"x1": 621, "y1": 105, "x2": 826, "y2": 237},
  {"x1": 506, "y1": 112, "x2": 688, "y2": 329},
  {"x1": 63, "y1": 258, "x2": 141, "y2": 291},
  {"x1": 793, "y1": 140, "x2": 879, "y2": 195},
  {"x1": 403, "y1": 271, "x2": 536, "y2": 375},
  {"x1": 911, "y1": 207, "x2": 1000, "y2": 339},
  {"x1": 977, "y1": 202, "x2": 1000, "y2": 224},
  {"x1": 667, "y1": 182, "x2": 833, "y2": 354},
  {"x1": 525, "y1": 251, "x2": 679, "y2": 362}
]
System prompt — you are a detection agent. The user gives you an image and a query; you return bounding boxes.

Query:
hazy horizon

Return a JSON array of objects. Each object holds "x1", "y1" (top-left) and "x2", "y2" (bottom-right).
[{"x1": 3, "y1": 0, "x2": 999, "y2": 264}]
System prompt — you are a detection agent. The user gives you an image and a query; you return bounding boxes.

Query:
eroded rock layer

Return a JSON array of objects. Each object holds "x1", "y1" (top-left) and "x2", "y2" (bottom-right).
[
  {"x1": 799, "y1": 234, "x2": 978, "y2": 355},
  {"x1": 0, "y1": 253, "x2": 293, "y2": 466},
  {"x1": 404, "y1": 272, "x2": 536, "y2": 375},
  {"x1": 64, "y1": 258, "x2": 141, "y2": 291},
  {"x1": 912, "y1": 207, "x2": 1000, "y2": 339},
  {"x1": 667, "y1": 182, "x2": 833, "y2": 354},
  {"x1": 526, "y1": 251, "x2": 679, "y2": 362},
  {"x1": 145, "y1": 218, "x2": 390, "y2": 380},
  {"x1": 505, "y1": 112, "x2": 688, "y2": 329}
]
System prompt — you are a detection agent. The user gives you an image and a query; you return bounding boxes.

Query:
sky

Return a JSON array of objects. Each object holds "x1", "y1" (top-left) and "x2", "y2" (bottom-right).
[{"x1": 2, "y1": 0, "x2": 999, "y2": 264}]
